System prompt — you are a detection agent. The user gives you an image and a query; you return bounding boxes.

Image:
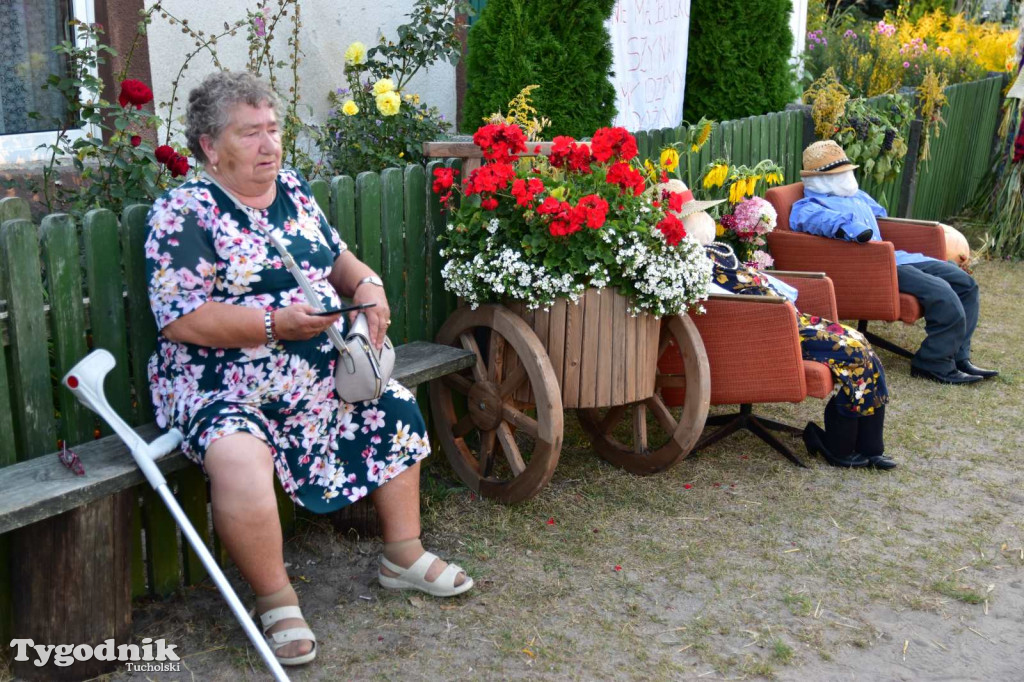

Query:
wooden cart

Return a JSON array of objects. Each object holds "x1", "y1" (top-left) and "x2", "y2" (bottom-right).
[{"x1": 424, "y1": 143, "x2": 712, "y2": 503}]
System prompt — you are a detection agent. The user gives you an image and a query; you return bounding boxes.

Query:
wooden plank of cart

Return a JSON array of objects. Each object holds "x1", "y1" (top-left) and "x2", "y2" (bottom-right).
[{"x1": 423, "y1": 140, "x2": 712, "y2": 503}]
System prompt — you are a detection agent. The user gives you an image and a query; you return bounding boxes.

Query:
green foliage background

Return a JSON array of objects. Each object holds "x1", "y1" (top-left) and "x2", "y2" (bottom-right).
[
  {"x1": 684, "y1": 0, "x2": 797, "y2": 121},
  {"x1": 462, "y1": 0, "x2": 617, "y2": 136}
]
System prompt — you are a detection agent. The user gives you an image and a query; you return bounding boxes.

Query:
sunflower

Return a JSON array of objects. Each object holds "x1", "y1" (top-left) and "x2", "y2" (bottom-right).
[
  {"x1": 703, "y1": 163, "x2": 729, "y2": 189},
  {"x1": 659, "y1": 147, "x2": 680, "y2": 172}
]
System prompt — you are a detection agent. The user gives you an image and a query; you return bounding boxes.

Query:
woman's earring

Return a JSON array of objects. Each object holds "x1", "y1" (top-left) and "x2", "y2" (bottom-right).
[{"x1": 211, "y1": 164, "x2": 219, "y2": 173}]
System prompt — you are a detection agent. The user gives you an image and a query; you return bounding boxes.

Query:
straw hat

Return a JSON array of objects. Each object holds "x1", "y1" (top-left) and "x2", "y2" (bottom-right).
[
  {"x1": 654, "y1": 178, "x2": 726, "y2": 217},
  {"x1": 800, "y1": 140, "x2": 859, "y2": 177}
]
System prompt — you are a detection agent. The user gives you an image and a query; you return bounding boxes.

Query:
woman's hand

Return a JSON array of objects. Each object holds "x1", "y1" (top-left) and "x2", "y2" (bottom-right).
[
  {"x1": 352, "y1": 283, "x2": 391, "y2": 349},
  {"x1": 274, "y1": 304, "x2": 342, "y2": 341}
]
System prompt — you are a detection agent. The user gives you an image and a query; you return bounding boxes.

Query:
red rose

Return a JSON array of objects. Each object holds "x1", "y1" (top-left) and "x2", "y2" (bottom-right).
[
  {"x1": 118, "y1": 79, "x2": 153, "y2": 109},
  {"x1": 154, "y1": 145, "x2": 175, "y2": 163},
  {"x1": 130, "y1": 135, "x2": 142, "y2": 147},
  {"x1": 167, "y1": 153, "x2": 190, "y2": 178}
]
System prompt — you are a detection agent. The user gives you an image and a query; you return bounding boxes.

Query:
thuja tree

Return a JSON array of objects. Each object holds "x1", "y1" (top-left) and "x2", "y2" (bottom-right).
[
  {"x1": 684, "y1": 0, "x2": 797, "y2": 121},
  {"x1": 462, "y1": 0, "x2": 616, "y2": 137}
]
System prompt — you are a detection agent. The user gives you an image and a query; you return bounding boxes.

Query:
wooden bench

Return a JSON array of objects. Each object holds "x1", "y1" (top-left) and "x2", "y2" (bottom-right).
[{"x1": 0, "y1": 174, "x2": 469, "y2": 679}]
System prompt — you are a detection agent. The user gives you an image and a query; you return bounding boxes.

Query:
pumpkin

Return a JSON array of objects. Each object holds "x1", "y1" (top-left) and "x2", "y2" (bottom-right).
[{"x1": 941, "y1": 224, "x2": 970, "y2": 265}]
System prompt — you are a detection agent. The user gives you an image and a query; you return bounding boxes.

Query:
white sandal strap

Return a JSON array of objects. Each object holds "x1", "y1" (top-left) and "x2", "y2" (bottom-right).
[
  {"x1": 381, "y1": 551, "x2": 439, "y2": 582},
  {"x1": 268, "y1": 627, "x2": 316, "y2": 648},
  {"x1": 433, "y1": 562, "x2": 465, "y2": 588},
  {"x1": 259, "y1": 605, "x2": 305, "y2": 630}
]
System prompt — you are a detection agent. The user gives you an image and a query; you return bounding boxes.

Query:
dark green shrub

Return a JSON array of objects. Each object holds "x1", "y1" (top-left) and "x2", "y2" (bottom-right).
[
  {"x1": 684, "y1": 0, "x2": 797, "y2": 121},
  {"x1": 462, "y1": 0, "x2": 616, "y2": 136}
]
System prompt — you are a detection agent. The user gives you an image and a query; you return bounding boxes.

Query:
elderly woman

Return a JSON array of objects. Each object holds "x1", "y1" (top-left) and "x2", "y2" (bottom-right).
[
  {"x1": 145, "y1": 72, "x2": 471, "y2": 667},
  {"x1": 668, "y1": 181, "x2": 896, "y2": 471}
]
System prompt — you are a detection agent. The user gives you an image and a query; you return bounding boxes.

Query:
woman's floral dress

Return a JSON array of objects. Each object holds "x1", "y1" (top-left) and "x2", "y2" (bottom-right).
[
  {"x1": 707, "y1": 248, "x2": 888, "y2": 417},
  {"x1": 145, "y1": 169, "x2": 430, "y2": 513}
]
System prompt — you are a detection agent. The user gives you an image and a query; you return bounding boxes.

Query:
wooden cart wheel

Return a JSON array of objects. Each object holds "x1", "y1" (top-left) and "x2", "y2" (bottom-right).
[
  {"x1": 431, "y1": 305, "x2": 564, "y2": 503},
  {"x1": 577, "y1": 314, "x2": 710, "y2": 474}
]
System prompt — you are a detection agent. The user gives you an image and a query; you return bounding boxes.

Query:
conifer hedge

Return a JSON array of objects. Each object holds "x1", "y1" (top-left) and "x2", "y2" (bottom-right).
[
  {"x1": 462, "y1": 0, "x2": 616, "y2": 137},
  {"x1": 684, "y1": 0, "x2": 797, "y2": 121}
]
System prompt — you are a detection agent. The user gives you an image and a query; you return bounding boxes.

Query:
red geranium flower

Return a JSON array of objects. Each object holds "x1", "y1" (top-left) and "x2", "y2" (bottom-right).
[
  {"x1": 606, "y1": 161, "x2": 645, "y2": 196},
  {"x1": 432, "y1": 167, "x2": 458, "y2": 194},
  {"x1": 481, "y1": 197, "x2": 499, "y2": 211},
  {"x1": 577, "y1": 194, "x2": 608, "y2": 229},
  {"x1": 656, "y1": 213, "x2": 687, "y2": 246},
  {"x1": 510, "y1": 178, "x2": 545, "y2": 207},
  {"x1": 464, "y1": 162, "x2": 516, "y2": 195},
  {"x1": 118, "y1": 79, "x2": 153, "y2": 109},
  {"x1": 154, "y1": 145, "x2": 175, "y2": 164},
  {"x1": 591, "y1": 127, "x2": 638, "y2": 163},
  {"x1": 472, "y1": 123, "x2": 527, "y2": 163}
]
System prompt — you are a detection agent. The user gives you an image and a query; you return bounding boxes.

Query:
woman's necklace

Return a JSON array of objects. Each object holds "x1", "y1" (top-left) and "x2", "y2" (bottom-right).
[{"x1": 703, "y1": 242, "x2": 740, "y2": 269}]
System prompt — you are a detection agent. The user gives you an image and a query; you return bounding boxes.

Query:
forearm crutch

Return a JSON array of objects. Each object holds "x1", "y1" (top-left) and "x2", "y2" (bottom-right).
[{"x1": 64, "y1": 349, "x2": 290, "y2": 682}]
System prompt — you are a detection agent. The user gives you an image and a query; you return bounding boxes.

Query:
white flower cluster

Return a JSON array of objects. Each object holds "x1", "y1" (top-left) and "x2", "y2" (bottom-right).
[
  {"x1": 616, "y1": 232, "x2": 712, "y2": 316},
  {"x1": 441, "y1": 246, "x2": 584, "y2": 310}
]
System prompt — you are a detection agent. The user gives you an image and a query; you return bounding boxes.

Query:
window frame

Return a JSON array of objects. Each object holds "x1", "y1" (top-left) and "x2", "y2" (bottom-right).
[{"x1": 0, "y1": 0, "x2": 98, "y2": 165}]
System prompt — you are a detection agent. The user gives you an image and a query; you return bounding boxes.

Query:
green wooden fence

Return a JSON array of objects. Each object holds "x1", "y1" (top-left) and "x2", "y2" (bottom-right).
[{"x1": 0, "y1": 75, "x2": 1004, "y2": 630}]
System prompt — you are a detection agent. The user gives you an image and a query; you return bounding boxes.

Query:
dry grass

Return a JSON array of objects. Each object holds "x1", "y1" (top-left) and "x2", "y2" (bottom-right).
[{"x1": 2, "y1": 259, "x2": 1021, "y2": 682}]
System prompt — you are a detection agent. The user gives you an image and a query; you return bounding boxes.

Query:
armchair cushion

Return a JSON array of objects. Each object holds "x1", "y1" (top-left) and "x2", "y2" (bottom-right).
[
  {"x1": 688, "y1": 295, "x2": 807, "y2": 406},
  {"x1": 803, "y1": 361, "x2": 834, "y2": 399},
  {"x1": 771, "y1": 272, "x2": 839, "y2": 320}
]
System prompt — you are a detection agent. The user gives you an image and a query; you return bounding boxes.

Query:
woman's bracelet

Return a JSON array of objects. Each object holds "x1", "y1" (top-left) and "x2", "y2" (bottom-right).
[{"x1": 264, "y1": 310, "x2": 277, "y2": 343}]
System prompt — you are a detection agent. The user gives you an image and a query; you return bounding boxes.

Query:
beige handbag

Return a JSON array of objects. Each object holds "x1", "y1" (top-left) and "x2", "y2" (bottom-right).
[{"x1": 204, "y1": 173, "x2": 395, "y2": 402}]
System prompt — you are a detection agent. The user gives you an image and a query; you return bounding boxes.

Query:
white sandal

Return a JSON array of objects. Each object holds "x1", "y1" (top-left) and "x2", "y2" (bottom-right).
[
  {"x1": 254, "y1": 605, "x2": 317, "y2": 666},
  {"x1": 378, "y1": 551, "x2": 474, "y2": 597}
]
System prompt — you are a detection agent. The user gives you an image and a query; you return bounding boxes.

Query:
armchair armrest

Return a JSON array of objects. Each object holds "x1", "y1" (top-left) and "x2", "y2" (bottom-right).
[
  {"x1": 771, "y1": 272, "x2": 838, "y2": 320},
  {"x1": 877, "y1": 218, "x2": 946, "y2": 260},
  {"x1": 689, "y1": 295, "x2": 807, "y2": 405},
  {"x1": 766, "y1": 230, "x2": 901, "y2": 321}
]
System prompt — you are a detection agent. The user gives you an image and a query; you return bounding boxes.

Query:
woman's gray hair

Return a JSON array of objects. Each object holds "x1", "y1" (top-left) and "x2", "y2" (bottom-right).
[{"x1": 185, "y1": 71, "x2": 281, "y2": 163}]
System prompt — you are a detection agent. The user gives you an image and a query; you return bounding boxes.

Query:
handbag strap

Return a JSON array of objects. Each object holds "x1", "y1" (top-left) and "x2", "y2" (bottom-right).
[{"x1": 201, "y1": 172, "x2": 348, "y2": 352}]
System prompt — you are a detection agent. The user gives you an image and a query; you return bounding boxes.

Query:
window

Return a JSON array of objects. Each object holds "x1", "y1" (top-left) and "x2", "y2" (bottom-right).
[{"x1": 0, "y1": 0, "x2": 96, "y2": 164}]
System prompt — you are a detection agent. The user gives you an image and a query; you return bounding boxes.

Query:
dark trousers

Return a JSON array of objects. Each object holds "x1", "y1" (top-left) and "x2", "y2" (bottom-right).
[
  {"x1": 897, "y1": 260, "x2": 979, "y2": 374},
  {"x1": 823, "y1": 396, "x2": 885, "y2": 457}
]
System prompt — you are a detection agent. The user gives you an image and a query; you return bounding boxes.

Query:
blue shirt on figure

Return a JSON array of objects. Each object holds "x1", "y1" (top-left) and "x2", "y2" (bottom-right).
[{"x1": 789, "y1": 189, "x2": 935, "y2": 266}]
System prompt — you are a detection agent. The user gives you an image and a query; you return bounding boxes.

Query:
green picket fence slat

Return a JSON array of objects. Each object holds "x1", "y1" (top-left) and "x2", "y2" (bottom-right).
[
  {"x1": 83, "y1": 209, "x2": 133, "y2": 429},
  {"x1": 176, "y1": 467, "x2": 210, "y2": 586},
  {"x1": 330, "y1": 176, "x2": 357, "y2": 252},
  {"x1": 425, "y1": 160, "x2": 449, "y2": 340},
  {"x1": 143, "y1": 484, "x2": 181, "y2": 596},
  {"x1": 309, "y1": 178, "x2": 330, "y2": 217},
  {"x1": 122, "y1": 205, "x2": 158, "y2": 426},
  {"x1": 381, "y1": 167, "x2": 408, "y2": 342},
  {"x1": 404, "y1": 165, "x2": 428, "y2": 344},
  {"x1": 356, "y1": 172, "x2": 383, "y2": 275},
  {"x1": 40, "y1": 214, "x2": 92, "y2": 444},
  {"x1": 0, "y1": 216, "x2": 56, "y2": 459}
]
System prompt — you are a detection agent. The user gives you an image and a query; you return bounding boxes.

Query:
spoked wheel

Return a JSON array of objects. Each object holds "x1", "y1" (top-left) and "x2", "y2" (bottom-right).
[
  {"x1": 431, "y1": 305, "x2": 564, "y2": 503},
  {"x1": 577, "y1": 315, "x2": 710, "y2": 474}
]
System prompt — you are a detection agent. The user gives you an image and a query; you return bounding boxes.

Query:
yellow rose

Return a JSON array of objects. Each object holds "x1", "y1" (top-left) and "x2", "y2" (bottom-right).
[
  {"x1": 375, "y1": 90, "x2": 401, "y2": 116},
  {"x1": 344, "y1": 42, "x2": 367, "y2": 66},
  {"x1": 372, "y1": 78, "x2": 396, "y2": 96},
  {"x1": 342, "y1": 99, "x2": 359, "y2": 116},
  {"x1": 659, "y1": 148, "x2": 680, "y2": 173}
]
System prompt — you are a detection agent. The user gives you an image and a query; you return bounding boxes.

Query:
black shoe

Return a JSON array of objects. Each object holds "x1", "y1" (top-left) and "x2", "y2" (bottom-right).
[
  {"x1": 865, "y1": 454, "x2": 898, "y2": 470},
  {"x1": 910, "y1": 366, "x2": 984, "y2": 385},
  {"x1": 802, "y1": 423, "x2": 871, "y2": 468},
  {"x1": 955, "y1": 360, "x2": 999, "y2": 379}
]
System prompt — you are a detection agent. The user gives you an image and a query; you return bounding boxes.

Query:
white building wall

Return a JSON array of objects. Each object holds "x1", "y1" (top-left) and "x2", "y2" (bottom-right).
[
  {"x1": 790, "y1": 0, "x2": 808, "y2": 71},
  {"x1": 144, "y1": 0, "x2": 457, "y2": 139}
]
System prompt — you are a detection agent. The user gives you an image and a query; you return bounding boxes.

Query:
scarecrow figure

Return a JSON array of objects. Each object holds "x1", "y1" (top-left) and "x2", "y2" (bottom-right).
[{"x1": 790, "y1": 141, "x2": 998, "y2": 385}]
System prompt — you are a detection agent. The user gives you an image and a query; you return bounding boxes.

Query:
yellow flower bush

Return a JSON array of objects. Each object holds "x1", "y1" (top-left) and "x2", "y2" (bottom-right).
[
  {"x1": 344, "y1": 41, "x2": 367, "y2": 66},
  {"x1": 342, "y1": 99, "x2": 359, "y2": 116},
  {"x1": 372, "y1": 78, "x2": 396, "y2": 96},
  {"x1": 375, "y1": 90, "x2": 402, "y2": 116}
]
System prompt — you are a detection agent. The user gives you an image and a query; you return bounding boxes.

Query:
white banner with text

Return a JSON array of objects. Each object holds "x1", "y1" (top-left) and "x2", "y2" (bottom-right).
[{"x1": 606, "y1": 0, "x2": 691, "y2": 132}]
